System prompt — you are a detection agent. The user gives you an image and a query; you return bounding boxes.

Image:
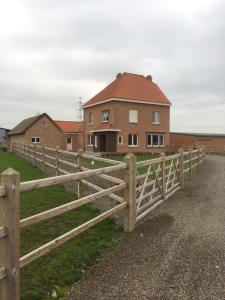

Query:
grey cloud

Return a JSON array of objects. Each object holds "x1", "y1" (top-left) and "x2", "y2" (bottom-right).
[{"x1": 0, "y1": 0, "x2": 225, "y2": 132}]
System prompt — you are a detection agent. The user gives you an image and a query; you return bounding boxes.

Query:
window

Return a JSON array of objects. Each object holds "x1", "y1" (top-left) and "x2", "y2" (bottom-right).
[
  {"x1": 31, "y1": 137, "x2": 40, "y2": 144},
  {"x1": 118, "y1": 136, "x2": 123, "y2": 144},
  {"x1": 88, "y1": 112, "x2": 93, "y2": 124},
  {"x1": 129, "y1": 110, "x2": 138, "y2": 123},
  {"x1": 152, "y1": 112, "x2": 160, "y2": 124},
  {"x1": 128, "y1": 134, "x2": 138, "y2": 147},
  {"x1": 87, "y1": 134, "x2": 93, "y2": 146},
  {"x1": 67, "y1": 137, "x2": 72, "y2": 144},
  {"x1": 147, "y1": 134, "x2": 164, "y2": 147},
  {"x1": 102, "y1": 110, "x2": 109, "y2": 123},
  {"x1": 94, "y1": 136, "x2": 98, "y2": 148}
]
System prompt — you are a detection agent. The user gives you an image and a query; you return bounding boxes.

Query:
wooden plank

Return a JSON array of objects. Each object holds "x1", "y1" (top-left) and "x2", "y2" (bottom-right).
[
  {"x1": 20, "y1": 183, "x2": 126, "y2": 228},
  {"x1": 55, "y1": 146, "x2": 59, "y2": 176},
  {"x1": 137, "y1": 194, "x2": 162, "y2": 215},
  {"x1": 136, "y1": 198, "x2": 164, "y2": 222},
  {"x1": 0, "y1": 168, "x2": 20, "y2": 300},
  {"x1": 136, "y1": 157, "x2": 162, "y2": 168},
  {"x1": 58, "y1": 149, "x2": 78, "y2": 157},
  {"x1": 20, "y1": 202, "x2": 127, "y2": 268},
  {"x1": 81, "y1": 154, "x2": 123, "y2": 165},
  {"x1": 123, "y1": 154, "x2": 136, "y2": 232},
  {"x1": 44, "y1": 154, "x2": 56, "y2": 161},
  {"x1": 44, "y1": 161, "x2": 56, "y2": 169},
  {"x1": 77, "y1": 149, "x2": 82, "y2": 198},
  {"x1": 20, "y1": 163, "x2": 127, "y2": 192},
  {"x1": 81, "y1": 166, "x2": 124, "y2": 184},
  {"x1": 58, "y1": 159, "x2": 78, "y2": 168},
  {"x1": 81, "y1": 179, "x2": 123, "y2": 203}
]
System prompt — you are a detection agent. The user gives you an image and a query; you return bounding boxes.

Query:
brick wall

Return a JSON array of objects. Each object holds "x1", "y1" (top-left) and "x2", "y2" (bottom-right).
[{"x1": 84, "y1": 100, "x2": 170, "y2": 153}]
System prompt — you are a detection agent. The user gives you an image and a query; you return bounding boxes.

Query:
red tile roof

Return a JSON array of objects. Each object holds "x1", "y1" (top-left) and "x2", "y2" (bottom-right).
[
  {"x1": 83, "y1": 72, "x2": 171, "y2": 107},
  {"x1": 55, "y1": 121, "x2": 83, "y2": 133}
]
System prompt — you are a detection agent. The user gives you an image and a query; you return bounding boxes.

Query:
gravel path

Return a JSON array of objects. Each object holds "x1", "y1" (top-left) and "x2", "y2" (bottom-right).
[{"x1": 67, "y1": 155, "x2": 225, "y2": 300}]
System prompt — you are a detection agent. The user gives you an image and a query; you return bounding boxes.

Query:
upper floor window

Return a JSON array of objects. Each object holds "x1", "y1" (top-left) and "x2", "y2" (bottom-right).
[
  {"x1": 88, "y1": 112, "x2": 93, "y2": 125},
  {"x1": 128, "y1": 134, "x2": 138, "y2": 147},
  {"x1": 129, "y1": 110, "x2": 138, "y2": 123},
  {"x1": 31, "y1": 137, "x2": 40, "y2": 144},
  {"x1": 102, "y1": 110, "x2": 109, "y2": 123},
  {"x1": 152, "y1": 112, "x2": 160, "y2": 124}
]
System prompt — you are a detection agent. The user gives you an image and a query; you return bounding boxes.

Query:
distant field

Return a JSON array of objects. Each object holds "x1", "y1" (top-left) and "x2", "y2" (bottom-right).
[{"x1": 0, "y1": 152, "x2": 120, "y2": 300}]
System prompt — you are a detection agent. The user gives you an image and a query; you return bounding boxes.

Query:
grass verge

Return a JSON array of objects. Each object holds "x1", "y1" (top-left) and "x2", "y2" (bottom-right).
[{"x1": 0, "y1": 152, "x2": 121, "y2": 300}]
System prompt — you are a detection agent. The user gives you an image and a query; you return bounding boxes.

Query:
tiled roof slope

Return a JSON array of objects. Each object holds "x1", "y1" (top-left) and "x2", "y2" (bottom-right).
[
  {"x1": 8, "y1": 114, "x2": 45, "y2": 136},
  {"x1": 83, "y1": 72, "x2": 171, "y2": 107},
  {"x1": 55, "y1": 121, "x2": 83, "y2": 133}
]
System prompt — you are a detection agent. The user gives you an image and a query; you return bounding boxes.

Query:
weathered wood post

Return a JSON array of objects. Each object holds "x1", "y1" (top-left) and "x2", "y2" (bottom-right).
[
  {"x1": 0, "y1": 168, "x2": 20, "y2": 300},
  {"x1": 160, "y1": 152, "x2": 166, "y2": 201},
  {"x1": 55, "y1": 146, "x2": 59, "y2": 176},
  {"x1": 33, "y1": 144, "x2": 36, "y2": 166},
  {"x1": 197, "y1": 148, "x2": 201, "y2": 173},
  {"x1": 123, "y1": 154, "x2": 136, "y2": 232},
  {"x1": 77, "y1": 149, "x2": 83, "y2": 198},
  {"x1": 189, "y1": 147, "x2": 192, "y2": 180},
  {"x1": 178, "y1": 148, "x2": 184, "y2": 187},
  {"x1": 42, "y1": 144, "x2": 46, "y2": 172}
]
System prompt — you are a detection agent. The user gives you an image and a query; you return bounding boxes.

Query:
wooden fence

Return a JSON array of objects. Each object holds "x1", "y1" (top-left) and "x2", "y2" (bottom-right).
[{"x1": 0, "y1": 144, "x2": 206, "y2": 298}]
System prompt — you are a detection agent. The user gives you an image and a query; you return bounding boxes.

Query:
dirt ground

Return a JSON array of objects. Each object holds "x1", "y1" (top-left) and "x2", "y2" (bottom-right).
[{"x1": 66, "y1": 155, "x2": 225, "y2": 300}]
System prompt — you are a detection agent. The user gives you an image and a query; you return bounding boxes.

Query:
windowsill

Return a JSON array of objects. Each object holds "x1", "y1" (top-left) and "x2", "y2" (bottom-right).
[
  {"x1": 129, "y1": 122, "x2": 138, "y2": 124},
  {"x1": 102, "y1": 121, "x2": 109, "y2": 123},
  {"x1": 147, "y1": 145, "x2": 165, "y2": 148},
  {"x1": 87, "y1": 145, "x2": 93, "y2": 147},
  {"x1": 128, "y1": 145, "x2": 139, "y2": 147},
  {"x1": 152, "y1": 122, "x2": 160, "y2": 125},
  {"x1": 88, "y1": 123, "x2": 93, "y2": 125}
]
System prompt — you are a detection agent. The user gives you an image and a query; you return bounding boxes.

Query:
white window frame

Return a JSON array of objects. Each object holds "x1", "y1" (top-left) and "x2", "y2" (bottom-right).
[
  {"x1": 147, "y1": 134, "x2": 164, "y2": 147},
  {"x1": 118, "y1": 135, "x2": 123, "y2": 145},
  {"x1": 88, "y1": 112, "x2": 94, "y2": 125},
  {"x1": 102, "y1": 110, "x2": 109, "y2": 123},
  {"x1": 128, "y1": 134, "x2": 138, "y2": 147},
  {"x1": 87, "y1": 134, "x2": 93, "y2": 146},
  {"x1": 129, "y1": 110, "x2": 138, "y2": 123},
  {"x1": 152, "y1": 112, "x2": 160, "y2": 124},
  {"x1": 31, "y1": 137, "x2": 40, "y2": 144},
  {"x1": 94, "y1": 135, "x2": 98, "y2": 148}
]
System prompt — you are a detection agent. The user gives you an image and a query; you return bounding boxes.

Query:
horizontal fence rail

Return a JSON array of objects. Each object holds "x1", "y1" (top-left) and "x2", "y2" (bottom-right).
[{"x1": 0, "y1": 143, "x2": 206, "y2": 298}]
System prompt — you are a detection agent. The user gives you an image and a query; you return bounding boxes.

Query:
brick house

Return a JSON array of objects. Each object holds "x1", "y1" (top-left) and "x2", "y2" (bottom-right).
[
  {"x1": 7, "y1": 113, "x2": 83, "y2": 151},
  {"x1": 83, "y1": 72, "x2": 171, "y2": 153},
  {"x1": 170, "y1": 132, "x2": 225, "y2": 152}
]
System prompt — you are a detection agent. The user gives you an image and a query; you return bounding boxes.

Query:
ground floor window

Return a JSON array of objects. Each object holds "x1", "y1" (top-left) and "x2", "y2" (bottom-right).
[
  {"x1": 31, "y1": 137, "x2": 40, "y2": 144},
  {"x1": 147, "y1": 133, "x2": 164, "y2": 147},
  {"x1": 118, "y1": 135, "x2": 123, "y2": 144},
  {"x1": 87, "y1": 134, "x2": 93, "y2": 146},
  {"x1": 128, "y1": 134, "x2": 138, "y2": 147}
]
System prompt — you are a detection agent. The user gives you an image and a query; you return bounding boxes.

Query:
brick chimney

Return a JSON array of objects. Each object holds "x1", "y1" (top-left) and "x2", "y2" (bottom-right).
[
  {"x1": 116, "y1": 72, "x2": 122, "y2": 79},
  {"x1": 146, "y1": 75, "x2": 152, "y2": 81}
]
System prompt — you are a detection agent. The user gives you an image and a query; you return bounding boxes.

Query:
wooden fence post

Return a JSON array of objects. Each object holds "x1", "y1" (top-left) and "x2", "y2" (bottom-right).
[
  {"x1": 42, "y1": 144, "x2": 46, "y2": 172},
  {"x1": 123, "y1": 154, "x2": 136, "y2": 232},
  {"x1": 197, "y1": 148, "x2": 201, "y2": 173},
  {"x1": 77, "y1": 149, "x2": 83, "y2": 198},
  {"x1": 160, "y1": 152, "x2": 166, "y2": 201},
  {"x1": 55, "y1": 146, "x2": 59, "y2": 176},
  {"x1": 189, "y1": 148, "x2": 192, "y2": 180},
  {"x1": 0, "y1": 168, "x2": 20, "y2": 300},
  {"x1": 33, "y1": 144, "x2": 36, "y2": 166},
  {"x1": 178, "y1": 148, "x2": 184, "y2": 187}
]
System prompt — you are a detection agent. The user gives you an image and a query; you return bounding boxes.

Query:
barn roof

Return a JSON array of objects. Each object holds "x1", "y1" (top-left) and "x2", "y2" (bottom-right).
[
  {"x1": 8, "y1": 114, "x2": 48, "y2": 136},
  {"x1": 83, "y1": 72, "x2": 171, "y2": 108}
]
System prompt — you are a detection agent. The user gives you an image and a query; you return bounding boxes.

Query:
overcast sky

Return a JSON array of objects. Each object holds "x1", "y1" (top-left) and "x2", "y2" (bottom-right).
[{"x1": 1, "y1": 0, "x2": 225, "y2": 132}]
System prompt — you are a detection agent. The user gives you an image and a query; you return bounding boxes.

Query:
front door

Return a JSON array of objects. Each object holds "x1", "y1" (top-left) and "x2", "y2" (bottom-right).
[
  {"x1": 99, "y1": 134, "x2": 106, "y2": 152},
  {"x1": 66, "y1": 137, "x2": 72, "y2": 151}
]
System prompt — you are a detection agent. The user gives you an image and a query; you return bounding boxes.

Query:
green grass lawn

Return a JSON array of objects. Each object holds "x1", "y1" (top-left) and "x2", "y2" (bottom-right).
[{"x1": 0, "y1": 152, "x2": 121, "y2": 300}]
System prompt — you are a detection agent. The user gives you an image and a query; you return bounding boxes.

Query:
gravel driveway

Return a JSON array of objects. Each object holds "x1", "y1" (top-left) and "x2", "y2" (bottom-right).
[{"x1": 66, "y1": 155, "x2": 225, "y2": 300}]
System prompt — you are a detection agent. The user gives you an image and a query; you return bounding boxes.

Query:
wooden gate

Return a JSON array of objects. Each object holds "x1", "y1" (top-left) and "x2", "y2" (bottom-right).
[{"x1": 135, "y1": 149, "x2": 205, "y2": 223}]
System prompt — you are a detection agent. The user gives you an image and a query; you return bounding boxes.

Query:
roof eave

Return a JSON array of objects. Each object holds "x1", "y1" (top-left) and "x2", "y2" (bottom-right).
[{"x1": 82, "y1": 97, "x2": 171, "y2": 109}]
